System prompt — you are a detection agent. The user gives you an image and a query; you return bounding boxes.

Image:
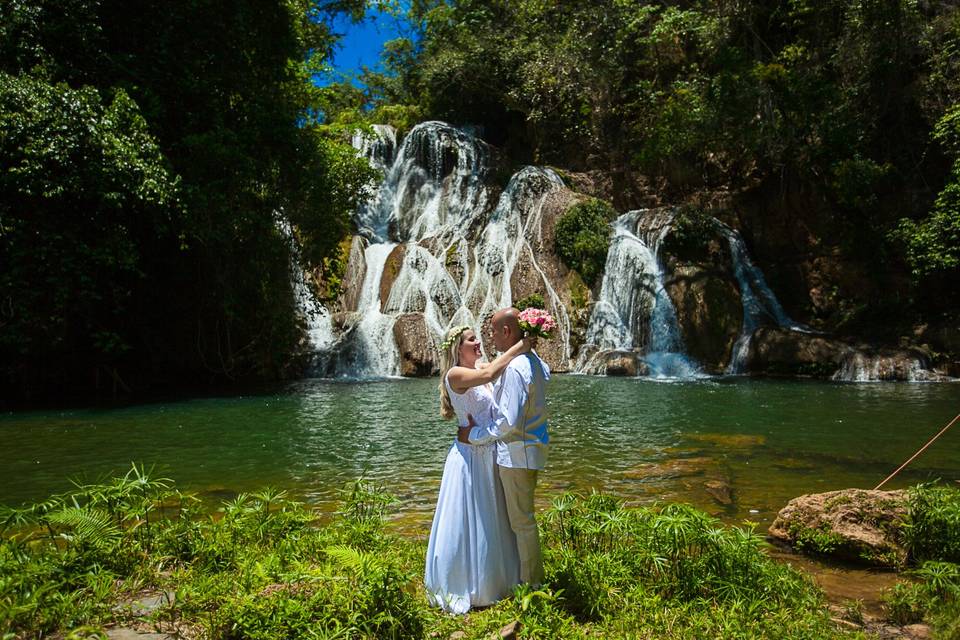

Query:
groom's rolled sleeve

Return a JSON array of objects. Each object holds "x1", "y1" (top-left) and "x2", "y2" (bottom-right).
[{"x1": 468, "y1": 366, "x2": 527, "y2": 445}]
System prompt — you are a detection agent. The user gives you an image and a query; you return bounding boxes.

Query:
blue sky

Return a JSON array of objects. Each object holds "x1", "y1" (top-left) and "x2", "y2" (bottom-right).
[{"x1": 321, "y1": 8, "x2": 412, "y2": 84}]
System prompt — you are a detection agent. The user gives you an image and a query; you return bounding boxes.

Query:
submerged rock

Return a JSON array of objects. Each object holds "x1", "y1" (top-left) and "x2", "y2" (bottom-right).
[
  {"x1": 685, "y1": 433, "x2": 766, "y2": 449},
  {"x1": 768, "y1": 489, "x2": 908, "y2": 567},
  {"x1": 704, "y1": 477, "x2": 734, "y2": 505},
  {"x1": 623, "y1": 456, "x2": 717, "y2": 480}
]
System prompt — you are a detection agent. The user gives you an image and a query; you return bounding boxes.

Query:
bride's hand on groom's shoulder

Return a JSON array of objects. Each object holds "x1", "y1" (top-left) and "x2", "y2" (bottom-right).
[{"x1": 522, "y1": 336, "x2": 537, "y2": 352}]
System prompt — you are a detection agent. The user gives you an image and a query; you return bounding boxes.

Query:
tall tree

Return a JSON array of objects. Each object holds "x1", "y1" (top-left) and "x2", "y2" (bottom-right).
[{"x1": 0, "y1": 0, "x2": 374, "y2": 403}]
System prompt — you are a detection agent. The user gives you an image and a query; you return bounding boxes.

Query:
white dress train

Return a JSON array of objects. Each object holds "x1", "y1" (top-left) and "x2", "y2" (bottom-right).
[{"x1": 424, "y1": 377, "x2": 520, "y2": 613}]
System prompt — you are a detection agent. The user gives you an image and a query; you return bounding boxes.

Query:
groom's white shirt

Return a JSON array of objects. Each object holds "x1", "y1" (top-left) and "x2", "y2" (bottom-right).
[{"x1": 467, "y1": 351, "x2": 550, "y2": 470}]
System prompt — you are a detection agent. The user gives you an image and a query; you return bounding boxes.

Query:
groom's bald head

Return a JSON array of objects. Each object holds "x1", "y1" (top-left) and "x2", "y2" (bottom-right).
[{"x1": 491, "y1": 307, "x2": 521, "y2": 352}]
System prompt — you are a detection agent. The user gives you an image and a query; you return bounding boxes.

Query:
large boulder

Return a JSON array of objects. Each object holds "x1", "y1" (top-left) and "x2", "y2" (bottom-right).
[
  {"x1": 746, "y1": 326, "x2": 851, "y2": 377},
  {"x1": 604, "y1": 350, "x2": 649, "y2": 376},
  {"x1": 663, "y1": 262, "x2": 742, "y2": 372},
  {"x1": 392, "y1": 313, "x2": 438, "y2": 377},
  {"x1": 768, "y1": 489, "x2": 908, "y2": 567}
]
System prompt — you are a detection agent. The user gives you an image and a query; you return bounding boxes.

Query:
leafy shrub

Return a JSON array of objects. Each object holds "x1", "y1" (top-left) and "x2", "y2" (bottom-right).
[
  {"x1": 664, "y1": 206, "x2": 717, "y2": 257},
  {"x1": 894, "y1": 106, "x2": 960, "y2": 279},
  {"x1": 0, "y1": 469, "x2": 868, "y2": 639},
  {"x1": 903, "y1": 483, "x2": 960, "y2": 563},
  {"x1": 883, "y1": 562, "x2": 960, "y2": 634},
  {"x1": 554, "y1": 199, "x2": 617, "y2": 287},
  {"x1": 883, "y1": 581, "x2": 927, "y2": 625},
  {"x1": 789, "y1": 522, "x2": 847, "y2": 556},
  {"x1": 515, "y1": 294, "x2": 545, "y2": 311}
]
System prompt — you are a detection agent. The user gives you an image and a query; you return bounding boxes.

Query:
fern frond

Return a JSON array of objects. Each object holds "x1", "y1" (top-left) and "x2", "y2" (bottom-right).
[
  {"x1": 46, "y1": 507, "x2": 121, "y2": 547},
  {"x1": 325, "y1": 545, "x2": 372, "y2": 574}
]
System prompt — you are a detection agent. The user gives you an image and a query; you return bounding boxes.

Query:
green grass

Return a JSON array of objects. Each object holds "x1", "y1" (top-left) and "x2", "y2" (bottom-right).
[{"x1": 0, "y1": 465, "x2": 907, "y2": 639}]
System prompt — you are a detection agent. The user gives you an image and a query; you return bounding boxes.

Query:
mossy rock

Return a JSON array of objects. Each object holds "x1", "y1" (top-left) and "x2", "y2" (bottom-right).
[{"x1": 769, "y1": 489, "x2": 908, "y2": 568}]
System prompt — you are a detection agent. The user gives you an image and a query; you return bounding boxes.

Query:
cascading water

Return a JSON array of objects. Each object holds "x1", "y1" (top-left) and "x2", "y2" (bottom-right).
[
  {"x1": 340, "y1": 242, "x2": 401, "y2": 377},
  {"x1": 464, "y1": 166, "x2": 572, "y2": 362},
  {"x1": 721, "y1": 225, "x2": 808, "y2": 374},
  {"x1": 833, "y1": 353, "x2": 929, "y2": 382},
  {"x1": 313, "y1": 121, "x2": 573, "y2": 377},
  {"x1": 577, "y1": 209, "x2": 701, "y2": 378},
  {"x1": 356, "y1": 121, "x2": 492, "y2": 243},
  {"x1": 277, "y1": 217, "x2": 336, "y2": 352},
  {"x1": 636, "y1": 210, "x2": 702, "y2": 378},
  {"x1": 576, "y1": 211, "x2": 656, "y2": 369}
]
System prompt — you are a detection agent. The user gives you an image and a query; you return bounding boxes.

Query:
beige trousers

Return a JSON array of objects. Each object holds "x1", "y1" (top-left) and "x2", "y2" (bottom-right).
[{"x1": 498, "y1": 466, "x2": 544, "y2": 586}]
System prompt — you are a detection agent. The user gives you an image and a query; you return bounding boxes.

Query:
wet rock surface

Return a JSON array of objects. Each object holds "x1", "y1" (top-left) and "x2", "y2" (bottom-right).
[
  {"x1": 746, "y1": 327, "x2": 850, "y2": 377},
  {"x1": 393, "y1": 313, "x2": 438, "y2": 377},
  {"x1": 339, "y1": 236, "x2": 367, "y2": 313},
  {"x1": 603, "y1": 350, "x2": 646, "y2": 376},
  {"x1": 661, "y1": 227, "x2": 743, "y2": 372}
]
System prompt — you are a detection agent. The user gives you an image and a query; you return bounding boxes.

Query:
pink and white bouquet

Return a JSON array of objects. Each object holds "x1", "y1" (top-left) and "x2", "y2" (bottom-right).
[{"x1": 518, "y1": 307, "x2": 556, "y2": 339}]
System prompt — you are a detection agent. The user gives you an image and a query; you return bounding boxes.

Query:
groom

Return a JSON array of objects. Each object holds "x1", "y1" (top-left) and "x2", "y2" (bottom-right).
[{"x1": 458, "y1": 306, "x2": 550, "y2": 586}]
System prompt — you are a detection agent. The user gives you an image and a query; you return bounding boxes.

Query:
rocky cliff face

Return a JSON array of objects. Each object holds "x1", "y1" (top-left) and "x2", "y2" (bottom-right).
[{"x1": 293, "y1": 122, "x2": 954, "y2": 382}]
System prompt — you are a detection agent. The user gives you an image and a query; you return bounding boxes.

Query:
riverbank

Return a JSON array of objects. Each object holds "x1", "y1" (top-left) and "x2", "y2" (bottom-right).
[{"x1": 2, "y1": 469, "x2": 957, "y2": 639}]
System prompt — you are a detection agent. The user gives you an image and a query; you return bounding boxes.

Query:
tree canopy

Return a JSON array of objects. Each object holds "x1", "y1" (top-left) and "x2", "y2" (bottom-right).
[{"x1": 0, "y1": 0, "x2": 375, "y2": 404}]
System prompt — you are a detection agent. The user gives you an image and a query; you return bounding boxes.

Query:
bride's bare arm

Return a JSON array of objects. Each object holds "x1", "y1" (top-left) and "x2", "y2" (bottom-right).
[{"x1": 448, "y1": 337, "x2": 532, "y2": 394}]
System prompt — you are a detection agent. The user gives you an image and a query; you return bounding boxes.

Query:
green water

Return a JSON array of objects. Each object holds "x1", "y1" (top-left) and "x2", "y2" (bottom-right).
[{"x1": 2, "y1": 376, "x2": 958, "y2": 530}]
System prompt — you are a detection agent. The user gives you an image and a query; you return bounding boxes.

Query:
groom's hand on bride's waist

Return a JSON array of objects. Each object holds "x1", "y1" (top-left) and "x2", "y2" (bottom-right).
[{"x1": 458, "y1": 414, "x2": 476, "y2": 443}]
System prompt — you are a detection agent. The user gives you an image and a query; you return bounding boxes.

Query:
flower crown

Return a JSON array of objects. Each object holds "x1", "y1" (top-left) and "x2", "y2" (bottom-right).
[{"x1": 440, "y1": 325, "x2": 472, "y2": 351}]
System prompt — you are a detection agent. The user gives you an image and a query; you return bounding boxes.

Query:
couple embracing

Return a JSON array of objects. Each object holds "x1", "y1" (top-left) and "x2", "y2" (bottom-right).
[{"x1": 424, "y1": 307, "x2": 551, "y2": 614}]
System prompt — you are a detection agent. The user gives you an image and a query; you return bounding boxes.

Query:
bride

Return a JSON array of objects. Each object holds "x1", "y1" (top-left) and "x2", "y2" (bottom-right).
[{"x1": 424, "y1": 324, "x2": 531, "y2": 613}]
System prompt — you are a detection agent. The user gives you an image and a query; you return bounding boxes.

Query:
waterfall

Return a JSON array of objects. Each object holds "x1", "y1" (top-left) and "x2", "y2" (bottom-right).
[
  {"x1": 276, "y1": 216, "x2": 336, "y2": 352},
  {"x1": 310, "y1": 121, "x2": 572, "y2": 378},
  {"x1": 464, "y1": 166, "x2": 571, "y2": 360},
  {"x1": 722, "y1": 225, "x2": 808, "y2": 374},
  {"x1": 340, "y1": 242, "x2": 402, "y2": 377},
  {"x1": 577, "y1": 209, "x2": 701, "y2": 378},
  {"x1": 578, "y1": 211, "x2": 656, "y2": 360}
]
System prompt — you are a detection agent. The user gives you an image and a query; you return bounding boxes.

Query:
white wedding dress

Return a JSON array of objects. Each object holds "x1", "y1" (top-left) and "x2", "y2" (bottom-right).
[{"x1": 424, "y1": 377, "x2": 520, "y2": 613}]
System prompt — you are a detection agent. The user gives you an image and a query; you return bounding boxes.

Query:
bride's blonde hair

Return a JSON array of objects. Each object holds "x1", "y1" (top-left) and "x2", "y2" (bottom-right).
[{"x1": 438, "y1": 325, "x2": 470, "y2": 420}]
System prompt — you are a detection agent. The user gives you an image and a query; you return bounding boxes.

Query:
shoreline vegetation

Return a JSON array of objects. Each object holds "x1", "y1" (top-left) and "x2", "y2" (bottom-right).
[{"x1": 2, "y1": 466, "x2": 957, "y2": 639}]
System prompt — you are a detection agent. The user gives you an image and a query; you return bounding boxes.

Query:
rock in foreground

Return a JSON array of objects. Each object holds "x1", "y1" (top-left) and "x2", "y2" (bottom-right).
[{"x1": 769, "y1": 489, "x2": 908, "y2": 567}]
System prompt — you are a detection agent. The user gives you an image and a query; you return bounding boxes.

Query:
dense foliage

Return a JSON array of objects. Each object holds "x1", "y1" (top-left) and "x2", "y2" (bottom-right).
[
  {"x1": 0, "y1": 469, "x2": 870, "y2": 639},
  {"x1": 554, "y1": 198, "x2": 617, "y2": 287},
  {"x1": 0, "y1": 0, "x2": 375, "y2": 405},
  {"x1": 336, "y1": 0, "x2": 960, "y2": 326}
]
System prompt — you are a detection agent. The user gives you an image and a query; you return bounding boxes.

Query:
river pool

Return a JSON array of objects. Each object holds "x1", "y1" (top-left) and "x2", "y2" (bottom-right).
[{"x1": 2, "y1": 376, "x2": 958, "y2": 532}]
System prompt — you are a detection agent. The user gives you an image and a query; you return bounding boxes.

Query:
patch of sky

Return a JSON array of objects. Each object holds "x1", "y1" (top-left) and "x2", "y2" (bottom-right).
[{"x1": 315, "y1": 6, "x2": 415, "y2": 87}]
